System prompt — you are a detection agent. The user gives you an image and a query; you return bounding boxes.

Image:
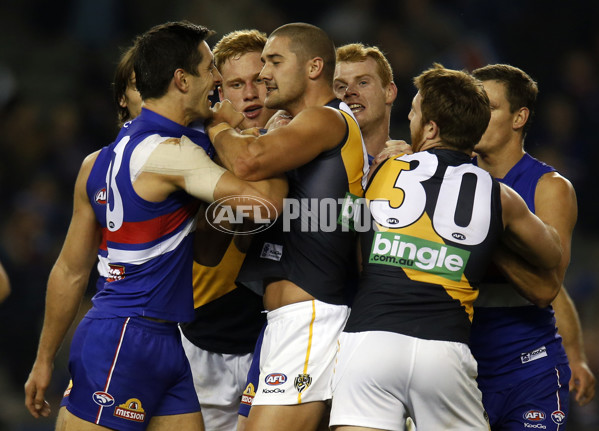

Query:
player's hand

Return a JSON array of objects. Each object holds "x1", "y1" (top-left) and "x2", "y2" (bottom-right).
[
  {"x1": 207, "y1": 100, "x2": 245, "y2": 130},
  {"x1": 265, "y1": 110, "x2": 292, "y2": 132},
  {"x1": 368, "y1": 140, "x2": 412, "y2": 181},
  {"x1": 24, "y1": 361, "x2": 53, "y2": 418},
  {"x1": 569, "y1": 360, "x2": 596, "y2": 406}
]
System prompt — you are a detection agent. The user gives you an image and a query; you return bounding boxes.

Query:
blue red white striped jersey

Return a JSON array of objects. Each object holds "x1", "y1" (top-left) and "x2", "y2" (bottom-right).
[
  {"x1": 85, "y1": 108, "x2": 214, "y2": 323},
  {"x1": 470, "y1": 153, "x2": 569, "y2": 390}
]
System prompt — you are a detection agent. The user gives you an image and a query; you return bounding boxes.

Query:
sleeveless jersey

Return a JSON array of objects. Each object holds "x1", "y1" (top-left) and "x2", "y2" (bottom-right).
[
  {"x1": 470, "y1": 153, "x2": 568, "y2": 390},
  {"x1": 345, "y1": 149, "x2": 504, "y2": 344},
  {"x1": 180, "y1": 240, "x2": 266, "y2": 354},
  {"x1": 86, "y1": 108, "x2": 214, "y2": 323},
  {"x1": 237, "y1": 99, "x2": 368, "y2": 305}
]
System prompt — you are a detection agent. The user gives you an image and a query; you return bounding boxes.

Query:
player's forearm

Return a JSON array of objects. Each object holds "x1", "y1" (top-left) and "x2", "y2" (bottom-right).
[
  {"x1": 493, "y1": 246, "x2": 561, "y2": 307},
  {"x1": 553, "y1": 287, "x2": 587, "y2": 362},
  {"x1": 247, "y1": 176, "x2": 288, "y2": 216},
  {"x1": 34, "y1": 262, "x2": 90, "y2": 364}
]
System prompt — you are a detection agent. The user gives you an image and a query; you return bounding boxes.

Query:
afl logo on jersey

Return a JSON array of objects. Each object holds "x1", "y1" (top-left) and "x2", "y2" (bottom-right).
[
  {"x1": 265, "y1": 373, "x2": 287, "y2": 386},
  {"x1": 92, "y1": 391, "x2": 115, "y2": 406},
  {"x1": 523, "y1": 410, "x2": 546, "y2": 422},
  {"x1": 452, "y1": 232, "x2": 466, "y2": 241},
  {"x1": 95, "y1": 188, "x2": 107, "y2": 205}
]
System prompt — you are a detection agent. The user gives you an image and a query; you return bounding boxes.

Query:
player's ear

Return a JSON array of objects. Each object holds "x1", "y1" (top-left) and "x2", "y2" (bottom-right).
[
  {"x1": 513, "y1": 107, "x2": 529, "y2": 132},
  {"x1": 308, "y1": 57, "x2": 324, "y2": 79},
  {"x1": 174, "y1": 69, "x2": 188, "y2": 92},
  {"x1": 385, "y1": 82, "x2": 398, "y2": 105}
]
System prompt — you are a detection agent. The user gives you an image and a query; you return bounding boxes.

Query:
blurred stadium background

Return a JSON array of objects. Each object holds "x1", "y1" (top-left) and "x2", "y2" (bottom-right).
[{"x1": 1, "y1": 1, "x2": 598, "y2": 430}]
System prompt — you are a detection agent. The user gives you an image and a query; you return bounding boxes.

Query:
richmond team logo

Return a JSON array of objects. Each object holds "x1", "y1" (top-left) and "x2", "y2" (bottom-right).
[
  {"x1": 294, "y1": 374, "x2": 312, "y2": 393},
  {"x1": 92, "y1": 391, "x2": 115, "y2": 407},
  {"x1": 114, "y1": 398, "x2": 146, "y2": 422},
  {"x1": 94, "y1": 188, "x2": 107, "y2": 205}
]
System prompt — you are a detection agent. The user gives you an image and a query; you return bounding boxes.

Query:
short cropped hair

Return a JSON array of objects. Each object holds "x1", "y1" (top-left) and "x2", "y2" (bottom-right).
[
  {"x1": 134, "y1": 21, "x2": 215, "y2": 100},
  {"x1": 336, "y1": 43, "x2": 394, "y2": 87},
  {"x1": 270, "y1": 23, "x2": 336, "y2": 85},
  {"x1": 414, "y1": 63, "x2": 490, "y2": 152},
  {"x1": 213, "y1": 29, "x2": 267, "y2": 71},
  {"x1": 472, "y1": 64, "x2": 538, "y2": 135}
]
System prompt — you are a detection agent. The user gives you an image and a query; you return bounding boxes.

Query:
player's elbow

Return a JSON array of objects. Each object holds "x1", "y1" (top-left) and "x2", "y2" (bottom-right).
[
  {"x1": 232, "y1": 157, "x2": 266, "y2": 182},
  {"x1": 530, "y1": 271, "x2": 562, "y2": 308}
]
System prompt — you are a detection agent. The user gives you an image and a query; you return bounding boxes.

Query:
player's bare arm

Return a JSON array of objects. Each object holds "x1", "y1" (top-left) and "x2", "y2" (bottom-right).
[
  {"x1": 499, "y1": 183, "x2": 562, "y2": 274},
  {"x1": 24, "y1": 151, "x2": 103, "y2": 418},
  {"x1": 207, "y1": 102, "x2": 347, "y2": 181},
  {"x1": 132, "y1": 136, "x2": 287, "y2": 215},
  {"x1": 495, "y1": 173, "x2": 576, "y2": 305},
  {"x1": 552, "y1": 286, "x2": 596, "y2": 405}
]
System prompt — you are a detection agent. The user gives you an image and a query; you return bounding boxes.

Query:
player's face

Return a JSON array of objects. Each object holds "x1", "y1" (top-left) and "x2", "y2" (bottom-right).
[
  {"x1": 120, "y1": 72, "x2": 142, "y2": 120},
  {"x1": 260, "y1": 36, "x2": 306, "y2": 112},
  {"x1": 218, "y1": 51, "x2": 276, "y2": 129},
  {"x1": 189, "y1": 41, "x2": 222, "y2": 120},
  {"x1": 474, "y1": 80, "x2": 515, "y2": 155},
  {"x1": 408, "y1": 92, "x2": 425, "y2": 152},
  {"x1": 334, "y1": 58, "x2": 389, "y2": 134}
]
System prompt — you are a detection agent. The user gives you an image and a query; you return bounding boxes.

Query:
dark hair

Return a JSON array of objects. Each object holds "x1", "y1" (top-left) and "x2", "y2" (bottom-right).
[
  {"x1": 472, "y1": 64, "x2": 538, "y2": 135},
  {"x1": 270, "y1": 23, "x2": 336, "y2": 85},
  {"x1": 414, "y1": 63, "x2": 490, "y2": 152},
  {"x1": 134, "y1": 21, "x2": 215, "y2": 100},
  {"x1": 113, "y1": 45, "x2": 136, "y2": 126}
]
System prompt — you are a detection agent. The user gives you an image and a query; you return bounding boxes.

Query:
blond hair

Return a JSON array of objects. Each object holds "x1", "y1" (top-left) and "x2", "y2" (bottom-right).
[
  {"x1": 213, "y1": 29, "x2": 267, "y2": 70},
  {"x1": 336, "y1": 43, "x2": 394, "y2": 87}
]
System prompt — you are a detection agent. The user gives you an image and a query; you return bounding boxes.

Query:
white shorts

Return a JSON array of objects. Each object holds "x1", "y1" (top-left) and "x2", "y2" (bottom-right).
[
  {"x1": 253, "y1": 300, "x2": 349, "y2": 406},
  {"x1": 330, "y1": 331, "x2": 490, "y2": 431},
  {"x1": 181, "y1": 335, "x2": 253, "y2": 431}
]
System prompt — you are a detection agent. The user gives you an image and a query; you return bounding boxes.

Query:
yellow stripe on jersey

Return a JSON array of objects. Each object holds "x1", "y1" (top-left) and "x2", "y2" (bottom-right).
[
  {"x1": 367, "y1": 158, "x2": 478, "y2": 321},
  {"x1": 298, "y1": 300, "x2": 317, "y2": 404},
  {"x1": 191, "y1": 240, "x2": 246, "y2": 309},
  {"x1": 339, "y1": 110, "x2": 368, "y2": 198}
]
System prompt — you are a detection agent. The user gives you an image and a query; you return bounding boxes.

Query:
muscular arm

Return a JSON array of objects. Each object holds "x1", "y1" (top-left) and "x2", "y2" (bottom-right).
[
  {"x1": 553, "y1": 286, "x2": 596, "y2": 405},
  {"x1": 24, "y1": 151, "x2": 102, "y2": 418},
  {"x1": 134, "y1": 136, "x2": 288, "y2": 216},
  {"x1": 208, "y1": 102, "x2": 347, "y2": 181},
  {"x1": 497, "y1": 173, "x2": 578, "y2": 299},
  {"x1": 0, "y1": 261, "x2": 10, "y2": 303},
  {"x1": 500, "y1": 183, "x2": 562, "y2": 268}
]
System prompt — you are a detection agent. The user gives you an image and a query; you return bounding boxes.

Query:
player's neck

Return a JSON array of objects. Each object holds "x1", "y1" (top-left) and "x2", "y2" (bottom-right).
[
  {"x1": 287, "y1": 85, "x2": 337, "y2": 117},
  {"x1": 362, "y1": 118, "x2": 391, "y2": 159},
  {"x1": 143, "y1": 98, "x2": 188, "y2": 126},
  {"x1": 476, "y1": 141, "x2": 526, "y2": 179}
]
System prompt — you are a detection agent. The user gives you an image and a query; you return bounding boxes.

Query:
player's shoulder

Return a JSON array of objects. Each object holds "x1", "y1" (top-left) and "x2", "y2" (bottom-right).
[{"x1": 537, "y1": 170, "x2": 575, "y2": 197}]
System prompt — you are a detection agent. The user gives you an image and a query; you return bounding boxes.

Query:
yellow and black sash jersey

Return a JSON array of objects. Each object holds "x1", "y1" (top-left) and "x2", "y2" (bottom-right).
[
  {"x1": 345, "y1": 149, "x2": 503, "y2": 344},
  {"x1": 180, "y1": 239, "x2": 265, "y2": 354},
  {"x1": 237, "y1": 99, "x2": 368, "y2": 305}
]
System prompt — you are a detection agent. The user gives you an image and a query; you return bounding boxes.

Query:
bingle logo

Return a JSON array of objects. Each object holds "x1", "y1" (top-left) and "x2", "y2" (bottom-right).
[
  {"x1": 265, "y1": 373, "x2": 287, "y2": 386},
  {"x1": 206, "y1": 195, "x2": 278, "y2": 235},
  {"x1": 92, "y1": 391, "x2": 115, "y2": 407}
]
